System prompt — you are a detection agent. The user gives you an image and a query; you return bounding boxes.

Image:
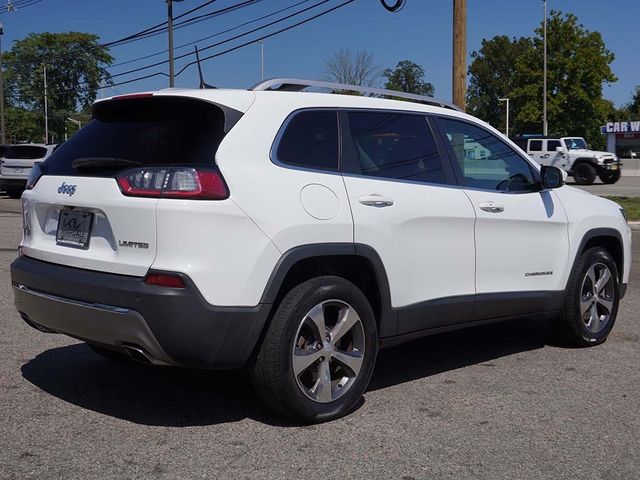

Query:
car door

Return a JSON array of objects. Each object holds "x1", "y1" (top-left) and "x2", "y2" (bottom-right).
[
  {"x1": 433, "y1": 116, "x2": 570, "y2": 320},
  {"x1": 340, "y1": 110, "x2": 477, "y2": 335}
]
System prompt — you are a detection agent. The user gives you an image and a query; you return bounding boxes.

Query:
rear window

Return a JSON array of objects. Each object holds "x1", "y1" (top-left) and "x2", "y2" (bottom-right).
[
  {"x1": 529, "y1": 140, "x2": 542, "y2": 152},
  {"x1": 4, "y1": 146, "x2": 48, "y2": 159},
  {"x1": 43, "y1": 97, "x2": 229, "y2": 177}
]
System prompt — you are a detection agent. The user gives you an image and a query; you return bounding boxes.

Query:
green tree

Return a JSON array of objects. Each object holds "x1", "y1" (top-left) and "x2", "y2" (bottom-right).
[
  {"x1": 3, "y1": 32, "x2": 113, "y2": 142},
  {"x1": 383, "y1": 60, "x2": 434, "y2": 96},
  {"x1": 467, "y1": 11, "x2": 616, "y2": 149},
  {"x1": 466, "y1": 36, "x2": 532, "y2": 130}
]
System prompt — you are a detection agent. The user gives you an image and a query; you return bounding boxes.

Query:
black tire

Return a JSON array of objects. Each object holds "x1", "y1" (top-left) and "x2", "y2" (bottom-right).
[
  {"x1": 6, "y1": 188, "x2": 23, "y2": 199},
  {"x1": 598, "y1": 169, "x2": 621, "y2": 184},
  {"x1": 86, "y1": 343, "x2": 128, "y2": 362},
  {"x1": 572, "y1": 163, "x2": 597, "y2": 185},
  {"x1": 553, "y1": 247, "x2": 619, "y2": 347},
  {"x1": 252, "y1": 276, "x2": 378, "y2": 423}
]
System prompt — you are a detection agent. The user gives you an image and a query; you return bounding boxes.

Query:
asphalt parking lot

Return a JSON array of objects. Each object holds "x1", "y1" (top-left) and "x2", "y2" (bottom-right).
[{"x1": 0, "y1": 195, "x2": 639, "y2": 479}]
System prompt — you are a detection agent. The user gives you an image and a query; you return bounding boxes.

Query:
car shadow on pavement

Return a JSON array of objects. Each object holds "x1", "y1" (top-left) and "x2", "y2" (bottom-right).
[{"x1": 20, "y1": 317, "x2": 551, "y2": 427}]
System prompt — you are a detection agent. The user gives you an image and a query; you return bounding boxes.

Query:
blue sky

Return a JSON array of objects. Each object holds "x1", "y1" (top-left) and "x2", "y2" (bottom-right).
[{"x1": 2, "y1": 0, "x2": 638, "y2": 106}]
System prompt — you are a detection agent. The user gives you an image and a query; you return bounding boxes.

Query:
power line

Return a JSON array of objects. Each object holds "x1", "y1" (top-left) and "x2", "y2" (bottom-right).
[
  {"x1": 107, "y1": 0, "x2": 264, "y2": 48},
  {"x1": 0, "y1": 0, "x2": 44, "y2": 14},
  {"x1": 65, "y1": 0, "x2": 356, "y2": 95},
  {"x1": 111, "y1": 0, "x2": 313, "y2": 68},
  {"x1": 99, "y1": 0, "x2": 335, "y2": 84}
]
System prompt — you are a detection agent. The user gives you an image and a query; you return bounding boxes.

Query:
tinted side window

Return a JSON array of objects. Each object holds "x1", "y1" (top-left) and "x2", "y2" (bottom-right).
[
  {"x1": 529, "y1": 140, "x2": 543, "y2": 152},
  {"x1": 438, "y1": 117, "x2": 537, "y2": 192},
  {"x1": 346, "y1": 111, "x2": 447, "y2": 184},
  {"x1": 547, "y1": 140, "x2": 561, "y2": 151},
  {"x1": 276, "y1": 111, "x2": 339, "y2": 171}
]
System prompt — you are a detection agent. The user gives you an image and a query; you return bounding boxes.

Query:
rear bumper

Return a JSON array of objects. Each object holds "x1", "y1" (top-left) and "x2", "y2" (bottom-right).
[{"x1": 11, "y1": 256, "x2": 271, "y2": 369}]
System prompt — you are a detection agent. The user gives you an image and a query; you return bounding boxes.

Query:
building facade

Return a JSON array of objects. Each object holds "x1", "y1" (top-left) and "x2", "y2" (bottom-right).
[{"x1": 601, "y1": 121, "x2": 640, "y2": 158}]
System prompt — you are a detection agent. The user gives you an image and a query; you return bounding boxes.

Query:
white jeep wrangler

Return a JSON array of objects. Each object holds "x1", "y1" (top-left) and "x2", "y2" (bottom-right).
[
  {"x1": 516, "y1": 136, "x2": 622, "y2": 185},
  {"x1": 11, "y1": 79, "x2": 632, "y2": 422}
]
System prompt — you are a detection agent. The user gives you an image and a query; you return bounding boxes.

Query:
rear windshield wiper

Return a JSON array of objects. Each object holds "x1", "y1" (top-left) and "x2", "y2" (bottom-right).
[{"x1": 71, "y1": 157, "x2": 141, "y2": 169}]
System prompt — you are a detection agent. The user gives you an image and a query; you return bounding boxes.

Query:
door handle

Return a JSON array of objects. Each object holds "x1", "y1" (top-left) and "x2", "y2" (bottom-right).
[
  {"x1": 358, "y1": 195, "x2": 394, "y2": 207},
  {"x1": 542, "y1": 154, "x2": 550, "y2": 158},
  {"x1": 478, "y1": 201, "x2": 504, "y2": 213}
]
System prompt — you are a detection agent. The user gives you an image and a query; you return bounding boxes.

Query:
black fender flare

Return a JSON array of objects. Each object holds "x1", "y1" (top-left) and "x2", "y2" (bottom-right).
[
  {"x1": 259, "y1": 243, "x2": 397, "y2": 337},
  {"x1": 566, "y1": 227, "x2": 624, "y2": 289}
]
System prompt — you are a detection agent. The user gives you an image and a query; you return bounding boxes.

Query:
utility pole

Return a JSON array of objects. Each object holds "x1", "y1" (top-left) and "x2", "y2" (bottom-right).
[
  {"x1": 43, "y1": 64, "x2": 48, "y2": 144},
  {"x1": 167, "y1": 0, "x2": 175, "y2": 87},
  {"x1": 499, "y1": 98, "x2": 510, "y2": 137},
  {"x1": 452, "y1": 0, "x2": 467, "y2": 111},
  {"x1": 0, "y1": 22, "x2": 5, "y2": 144},
  {"x1": 542, "y1": 0, "x2": 548, "y2": 136}
]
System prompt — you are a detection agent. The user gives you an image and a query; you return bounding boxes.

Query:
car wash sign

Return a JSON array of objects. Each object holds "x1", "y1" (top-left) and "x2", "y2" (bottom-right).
[{"x1": 601, "y1": 121, "x2": 640, "y2": 134}]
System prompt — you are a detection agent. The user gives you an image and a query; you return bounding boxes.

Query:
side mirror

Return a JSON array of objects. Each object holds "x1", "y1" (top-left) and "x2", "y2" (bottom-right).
[
  {"x1": 555, "y1": 146, "x2": 563, "y2": 152},
  {"x1": 541, "y1": 165, "x2": 565, "y2": 189}
]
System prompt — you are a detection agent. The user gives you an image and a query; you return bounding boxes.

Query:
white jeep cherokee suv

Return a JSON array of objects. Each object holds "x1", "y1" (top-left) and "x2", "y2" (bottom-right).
[{"x1": 11, "y1": 79, "x2": 631, "y2": 423}]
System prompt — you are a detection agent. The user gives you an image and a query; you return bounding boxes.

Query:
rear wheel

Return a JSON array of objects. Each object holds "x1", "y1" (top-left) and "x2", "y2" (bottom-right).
[
  {"x1": 572, "y1": 163, "x2": 597, "y2": 185},
  {"x1": 553, "y1": 247, "x2": 619, "y2": 346},
  {"x1": 599, "y1": 169, "x2": 621, "y2": 184},
  {"x1": 252, "y1": 276, "x2": 378, "y2": 423}
]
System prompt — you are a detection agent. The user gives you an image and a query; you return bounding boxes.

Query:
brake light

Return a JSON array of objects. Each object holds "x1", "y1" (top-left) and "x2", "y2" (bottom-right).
[
  {"x1": 144, "y1": 273, "x2": 185, "y2": 288},
  {"x1": 116, "y1": 167, "x2": 228, "y2": 200}
]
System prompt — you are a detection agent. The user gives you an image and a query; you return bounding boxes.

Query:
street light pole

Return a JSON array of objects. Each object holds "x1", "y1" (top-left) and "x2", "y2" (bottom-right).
[
  {"x1": 543, "y1": 0, "x2": 548, "y2": 136},
  {"x1": 259, "y1": 40, "x2": 264, "y2": 81},
  {"x1": 0, "y1": 23, "x2": 5, "y2": 144},
  {"x1": 499, "y1": 98, "x2": 510, "y2": 137},
  {"x1": 43, "y1": 64, "x2": 49, "y2": 144}
]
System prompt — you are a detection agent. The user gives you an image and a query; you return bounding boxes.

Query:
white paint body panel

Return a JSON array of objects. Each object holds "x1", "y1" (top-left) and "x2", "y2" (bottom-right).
[
  {"x1": 463, "y1": 188, "x2": 570, "y2": 293},
  {"x1": 344, "y1": 176, "x2": 476, "y2": 307}
]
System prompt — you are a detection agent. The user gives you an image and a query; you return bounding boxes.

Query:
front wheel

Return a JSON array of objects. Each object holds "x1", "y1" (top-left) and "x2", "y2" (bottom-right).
[
  {"x1": 252, "y1": 276, "x2": 378, "y2": 423},
  {"x1": 599, "y1": 169, "x2": 621, "y2": 184},
  {"x1": 572, "y1": 163, "x2": 597, "y2": 185},
  {"x1": 553, "y1": 247, "x2": 619, "y2": 346}
]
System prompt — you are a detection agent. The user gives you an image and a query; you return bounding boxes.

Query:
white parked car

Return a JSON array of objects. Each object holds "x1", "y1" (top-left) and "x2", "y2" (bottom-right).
[
  {"x1": 0, "y1": 143, "x2": 58, "y2": 198},
  {"x1": 11, "y1": 80, "x2": 632, "y2": 422}
]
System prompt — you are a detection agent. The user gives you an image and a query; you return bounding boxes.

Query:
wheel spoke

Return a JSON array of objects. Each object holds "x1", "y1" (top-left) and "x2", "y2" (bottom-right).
[
  {"x1": 330, "y1": 306, "x2": 360, "y2": 343},
  {"x1": 292, "y1": 348, "x2": 323, "y2": 377},
  {"x1": 595, "y1": 268, "x2": 611, "y2": 294},
  {"x1": 597, "y1": 296, "x2": 614, "y2": 314},
  {"x1": 306, "y1": 303, "x2": 327, "y2": 337},
  {"x1": 312, "y1": 359, "x2": 332, "y2": 402},
  {"x1": 332, "y1": 349, "x2": 363, "y2": 376},
  {"x1": 586, "y1": 266, "x2": 597, "y2": 292},
  {"x1": 580, "y1": 296, "x2": 592, "y2": 316},
  {"x1": 589, "y1": 303, "x2": 600, "y2": 331}
]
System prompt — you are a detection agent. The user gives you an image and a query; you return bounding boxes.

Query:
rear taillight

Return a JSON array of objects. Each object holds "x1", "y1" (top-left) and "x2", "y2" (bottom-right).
[
  {"x1": 116, "y1": 167, "x2": 228, "y2": 200},
  {"x1": 25, "y1": 162, "x2": 44, "y2": 190},
  {"x1": 144, "y1": 273, "x2": 186, "y2": 288}
]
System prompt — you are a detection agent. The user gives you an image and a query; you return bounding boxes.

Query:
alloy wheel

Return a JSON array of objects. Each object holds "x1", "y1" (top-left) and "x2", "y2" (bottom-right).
[
  {"x1": 291, "y1": 299, "x2": 365, "y2": 403},
  {"x1": 580, "y1": 263, "x2": 615, "y2": 333}
]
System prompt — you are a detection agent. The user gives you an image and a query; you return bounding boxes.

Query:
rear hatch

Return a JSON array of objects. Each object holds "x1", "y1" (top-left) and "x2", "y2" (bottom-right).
[
  {"x1": 1, "y1": 145, "x2": 49, "y2": 180},
  {"x1": 21, "y1": 93, "x2": 248, "y2": 276}
]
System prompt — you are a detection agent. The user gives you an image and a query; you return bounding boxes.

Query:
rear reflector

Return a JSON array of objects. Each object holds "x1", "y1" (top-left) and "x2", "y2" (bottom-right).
[
  {"x1": 116, "y1": 167, "x2": 228, "y2": 200},
  {"x1": 144, "y1": 273, "x2": 185, "y2": 288}
]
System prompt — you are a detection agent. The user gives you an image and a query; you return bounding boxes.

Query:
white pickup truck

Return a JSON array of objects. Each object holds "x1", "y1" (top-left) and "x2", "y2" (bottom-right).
[{"x1": 514, "y1": 137, "x2": 621, "y2": 185}]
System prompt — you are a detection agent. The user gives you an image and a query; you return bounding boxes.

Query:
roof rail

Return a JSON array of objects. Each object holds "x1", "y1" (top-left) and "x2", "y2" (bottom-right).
[{"x1": 249, "y1": 78, "x2": 461, "y2": 111}]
